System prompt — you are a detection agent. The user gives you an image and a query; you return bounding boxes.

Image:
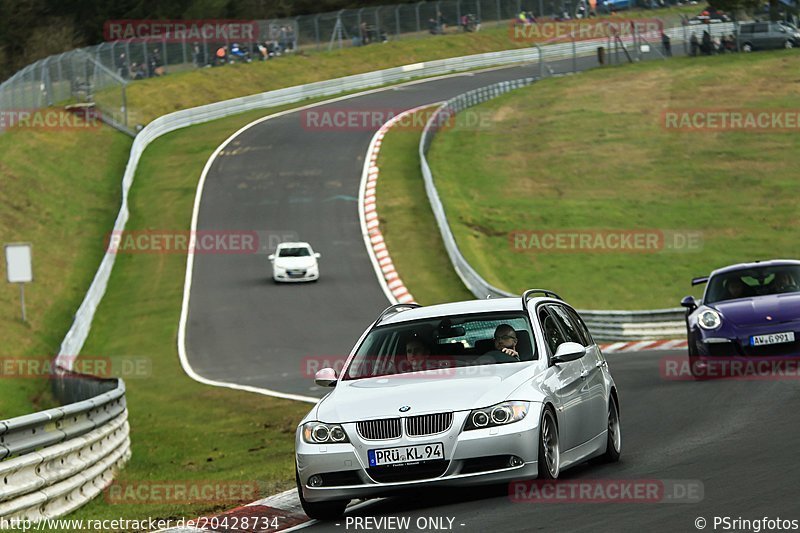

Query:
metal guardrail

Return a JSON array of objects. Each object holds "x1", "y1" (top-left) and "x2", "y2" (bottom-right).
[
  {"x1": 418, "y1": 78, "x2": 691, "y2": 341},
  {"x1": 0, "y1": 369, "x2": 130, "y2": 521}
]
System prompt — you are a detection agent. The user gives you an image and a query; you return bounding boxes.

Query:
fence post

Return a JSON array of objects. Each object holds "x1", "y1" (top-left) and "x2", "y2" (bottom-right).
[
  {"x1": 42, "y1": 57, "x2": 52, "y2": 106},
  {"x1": 375, "y1": 6, "x2": 382, "y2": 37},
  {"x1": 396, "y1": 6, "x2": 402, "y2": 39},
  {"x1": 416, "y1": 2, "x2": 424, "y2": 33},
  {"x1": 182, "y1": 34, "x2": 188, "y2": 67},
  {"x1": 314, "y1": 14, "x2": 321, "y2": 50},
  {"x1": 161, "y1": 35, "x2": 167, "y2": 71},
  {"x1": 572, "y1": 31, "x2": 577, "y2": 72},
  {"x1": 496, "y1": 0, "x2": 502, "y2": 27}
]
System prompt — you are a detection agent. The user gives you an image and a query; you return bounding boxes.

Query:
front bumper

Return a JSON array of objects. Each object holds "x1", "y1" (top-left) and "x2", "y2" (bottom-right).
[
  {"x1": 296, "y1": 410, "x2": 541, "y2": 503},
  {"x1": 273, "y1": 270, "x2": 319, "y2": 282},
  {"x1": 696, "y1": 323, "x2": 800, "y2": 358}
]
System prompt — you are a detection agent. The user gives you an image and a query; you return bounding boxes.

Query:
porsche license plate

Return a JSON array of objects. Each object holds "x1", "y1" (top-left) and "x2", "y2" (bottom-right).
[
  {"x1": 368, "y1": 443, "x2": 444, "y2": 467},
  {"x1": 751, "y1": 332, "x2": 795, "y2": 346}
]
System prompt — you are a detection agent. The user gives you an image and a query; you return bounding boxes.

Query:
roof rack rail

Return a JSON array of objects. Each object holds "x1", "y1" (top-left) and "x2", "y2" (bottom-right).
[
  {"x1": 522, "y1": 289, "x2": 562, "y2": 312},
  {"x1": 377, "y1": 302, "x2": 422, "y2": 323}
]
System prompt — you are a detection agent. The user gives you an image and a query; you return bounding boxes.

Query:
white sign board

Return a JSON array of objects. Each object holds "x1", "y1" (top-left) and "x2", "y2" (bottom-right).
[{"x1": 5, "y1": 243, "x2": 33, "y2": 283}]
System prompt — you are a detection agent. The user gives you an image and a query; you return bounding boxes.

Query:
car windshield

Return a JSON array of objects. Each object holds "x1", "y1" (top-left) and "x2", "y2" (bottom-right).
[
  {"x1": 278, "y1": 247, "x2": 311, "y2": 257},
  {"x1": 705, "y1": 265, "x2": 800, "y2": 304},
  {"x1": 343, "y1": 312, "x2": 536, "y2": 380}
]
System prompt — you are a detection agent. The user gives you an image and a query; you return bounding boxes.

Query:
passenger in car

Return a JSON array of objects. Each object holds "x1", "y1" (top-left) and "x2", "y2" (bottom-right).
[
  {"x1": 405, "y1": 339, "x2": 432, "y2": 371},
  {"x1": 725, "y1": 278, "x2": 748, "y2": 299}
]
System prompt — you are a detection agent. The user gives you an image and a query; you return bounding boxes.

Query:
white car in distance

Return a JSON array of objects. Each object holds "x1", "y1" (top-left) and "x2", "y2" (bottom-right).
[{"x1": 269, "y1": 242, "x2": 321, "y2": 282}]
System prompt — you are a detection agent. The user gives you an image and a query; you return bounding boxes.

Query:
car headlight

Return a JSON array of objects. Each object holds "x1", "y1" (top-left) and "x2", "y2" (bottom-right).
[
  {"x1": 698, "y1": 309, "x2": 722, "y2": 330},
  {"x1": 464, "y1": 401, "x2": 529, "y2": 431},
  {"x1": 302, "y1": 422, "x2": 349, "y2": 444}
]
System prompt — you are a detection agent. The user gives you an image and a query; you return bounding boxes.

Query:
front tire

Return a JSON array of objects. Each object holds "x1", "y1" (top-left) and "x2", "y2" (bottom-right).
[
  {"x1": 687, "y1": 331, "x2": 709, "y2": 380},
  {"x1": 537, "y1": 407, "x2": 560, "y2": 479},
  {"x1": 742, "y1": 42, "x2": 753, "y2": 52},
  {"x1": 785, "y1": 40, "x2": 794, "y2": 49},
  {"x1": 602, "y1": 396, "x2": 621, "y2": 463},
  {"x1": 296, "y1": 470, "x2": 349, "y2": 520}
]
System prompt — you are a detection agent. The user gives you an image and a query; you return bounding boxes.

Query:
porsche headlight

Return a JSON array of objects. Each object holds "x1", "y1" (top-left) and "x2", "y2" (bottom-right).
[
  {"x1": 302, "y1": 422, "x2": 349, "y2": 444},
  {"x1": 464, "y1": 401, "x2": 529, "y2": 431},
  {"x1": 698, "y1": 309, "x2": 722, "y2": 330}
]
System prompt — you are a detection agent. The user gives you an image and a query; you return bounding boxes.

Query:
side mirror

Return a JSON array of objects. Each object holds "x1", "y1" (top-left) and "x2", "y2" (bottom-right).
[
  {"x1": 268, "y1": 254, "x2": 275, "y2": 261},
  {"x1": 314, "y1": 253, "x2": 321, "y2": 259},
  {"x1": 552, "y1": 342, "x2": 586, "y2": 364},
  {"x1": 315, "y1": 368, "x2": 337, "y2": 387},
  {"x1": 680, "y1": 295, "x2": 698, "y2": 310}
]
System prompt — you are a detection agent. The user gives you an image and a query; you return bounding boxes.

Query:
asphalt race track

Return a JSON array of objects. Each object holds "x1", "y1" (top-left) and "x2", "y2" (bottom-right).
[
  {"x1": 305, "y1": 349, "x2": 800, "y2": 532},
  {"x1": 185, "y1": 56, "x2": 599, "y2": 398},
  {"x1": 180, "y1": 50, "x2": 800, "y2": 532}
]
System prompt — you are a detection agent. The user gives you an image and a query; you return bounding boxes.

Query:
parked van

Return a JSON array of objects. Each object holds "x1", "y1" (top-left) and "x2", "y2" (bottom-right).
[{"x1": 739, "y1": 21, "x2": 800, "y2": 51}]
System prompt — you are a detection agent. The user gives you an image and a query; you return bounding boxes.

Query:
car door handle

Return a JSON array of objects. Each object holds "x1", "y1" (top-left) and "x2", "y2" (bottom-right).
[
  {"x1": 596, "y1": 360, "x2": 607, "y2": 368},
  {"x1": 580, "y1": 369, "x2": 590, "y2": 379}
]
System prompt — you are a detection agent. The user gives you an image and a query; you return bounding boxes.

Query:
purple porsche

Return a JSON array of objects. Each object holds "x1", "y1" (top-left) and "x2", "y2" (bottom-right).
[{"x1": 680, "y1": 260, "x2": 800, "y2": 378}]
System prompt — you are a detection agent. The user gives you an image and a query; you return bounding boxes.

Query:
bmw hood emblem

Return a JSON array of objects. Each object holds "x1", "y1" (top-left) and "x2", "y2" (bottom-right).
[{"x1": 399, "y1": 405, "x2": 411, "y2": 413}]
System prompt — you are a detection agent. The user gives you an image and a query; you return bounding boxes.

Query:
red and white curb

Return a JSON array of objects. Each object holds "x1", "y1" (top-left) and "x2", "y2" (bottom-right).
[
  {"x1": 360, "y1": 104, "x2": 441, "y2": 306},
  {"x1": 155, "y1": 489, "x2": 310, "y2": 532},
  {"x1": 600, "y1": 339, "x2": 688, "y2": 353}
]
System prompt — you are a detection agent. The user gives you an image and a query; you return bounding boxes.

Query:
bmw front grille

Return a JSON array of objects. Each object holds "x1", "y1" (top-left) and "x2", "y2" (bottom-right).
[
  {"x1": 405, "y1": 412, "x2": 453, "y2": 437},
  {"x1": 356, "y1": 413, "x2": 453, "y2": 440}
]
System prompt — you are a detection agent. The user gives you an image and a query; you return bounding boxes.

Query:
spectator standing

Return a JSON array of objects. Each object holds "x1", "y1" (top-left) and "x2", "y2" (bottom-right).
[
  {"x1": 702, "y1": 30, "x2": 712, "y2": 55},
  {"x1": 661, "y1": 31, "x2": 672, "y2": 57},
  {"x1": 690, "y1": 33, "x2": 699, "y2": 56},
  {"x1": 116, "y1": 52, "x2": 129, "y2": 79}
]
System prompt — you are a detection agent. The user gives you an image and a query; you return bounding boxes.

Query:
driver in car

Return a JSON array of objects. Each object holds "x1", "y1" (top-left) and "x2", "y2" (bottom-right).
[
  {"x1": 773, "y1": 272, "x2": 799, "y2": 293},
  {"x1": 481, "y1": 324, "x2": 520, "y2": 363}
]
